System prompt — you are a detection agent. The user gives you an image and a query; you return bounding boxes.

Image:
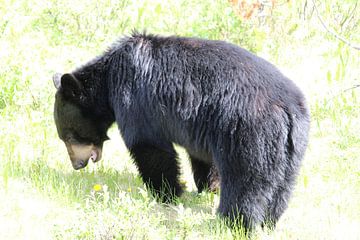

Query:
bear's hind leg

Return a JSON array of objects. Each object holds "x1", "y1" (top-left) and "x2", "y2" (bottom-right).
[
  {"x1": 263, "y1": 169, "x2": 298, "y2": 229},
  {"x1": 215, "y1": 139, "x2": 278, "y2": 232},
  {"x1": 262, "y1": 185, "x2": 291, "y2": 230},
  {"x1": 189, "y1": 156, "x2": 220, "y2": 193},
  {"x1": 218, "y1": 170, "x2": 275, "y2": 231},
  {"x1": 263, "y1": 133, "x2": 305, "y2": 229},
  {"x1": 129, "y1": 142, "x2": 182, "y2": 203}
]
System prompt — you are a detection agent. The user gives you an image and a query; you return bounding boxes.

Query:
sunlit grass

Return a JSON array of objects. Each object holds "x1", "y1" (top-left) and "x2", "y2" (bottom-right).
[{"x1": 0, "y1": 0, "x2": 359, "y2": 239}]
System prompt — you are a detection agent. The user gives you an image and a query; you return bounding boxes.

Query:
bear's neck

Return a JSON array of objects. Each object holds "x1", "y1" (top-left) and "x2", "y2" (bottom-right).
[{"x1": 73, "y1": 55, "x2": 115, "y2": 124}]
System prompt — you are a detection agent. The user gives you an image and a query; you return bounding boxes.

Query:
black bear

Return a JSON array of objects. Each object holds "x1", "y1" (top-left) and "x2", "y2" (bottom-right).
[{"x1": 52, "y1": 32, "x2": 310, "y2": 230}]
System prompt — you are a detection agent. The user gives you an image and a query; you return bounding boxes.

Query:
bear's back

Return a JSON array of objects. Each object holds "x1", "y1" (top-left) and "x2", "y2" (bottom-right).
[
  {"x1": 118, "y1": 34, "x2": 304, "y2": 119},
  {"x1": 122, "y1": 33, "x2": 299, "y2": 99}
]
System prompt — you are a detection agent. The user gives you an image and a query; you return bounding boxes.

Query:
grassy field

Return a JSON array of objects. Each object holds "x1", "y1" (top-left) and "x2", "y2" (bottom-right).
[{"x1": 1, "y1": 0, "x2": 359, "y2": 239}]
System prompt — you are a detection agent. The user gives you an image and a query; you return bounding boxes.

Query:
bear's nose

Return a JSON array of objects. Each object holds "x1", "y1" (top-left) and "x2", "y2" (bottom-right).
[{"x1": 71, "y1": 159, "x2": 88, "y2": 170}]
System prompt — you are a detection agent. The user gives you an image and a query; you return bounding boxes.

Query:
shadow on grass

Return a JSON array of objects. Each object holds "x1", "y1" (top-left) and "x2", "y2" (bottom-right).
[
  {"x1": 2, "y1": 158, "x2": 251, "y2": 239},
  {"x1": 2, "y1": 158, "x2": 142, "y2": 203},
  {"x1": 3, "y1": 157, "x2": 214, "y2": 213}
]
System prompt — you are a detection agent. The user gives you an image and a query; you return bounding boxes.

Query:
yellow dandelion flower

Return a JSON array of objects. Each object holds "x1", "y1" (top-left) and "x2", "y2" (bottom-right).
[
  {"x1": 93, "y1": 184, "x2": 102, "y2": 192},
  {"x1": 127, "y1": 187, "x2": 132, "y2": 192}
]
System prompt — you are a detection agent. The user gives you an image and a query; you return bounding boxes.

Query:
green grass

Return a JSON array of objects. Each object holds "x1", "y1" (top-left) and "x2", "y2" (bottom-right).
[{"x1": 1, "y1": 0, "x2": 360, "y2": 239}]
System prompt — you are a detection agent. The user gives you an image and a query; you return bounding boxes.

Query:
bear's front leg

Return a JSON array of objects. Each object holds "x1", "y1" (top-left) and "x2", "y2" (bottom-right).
[{"x1": 129, "y1": 142, "x2": 183, "y2": 203}]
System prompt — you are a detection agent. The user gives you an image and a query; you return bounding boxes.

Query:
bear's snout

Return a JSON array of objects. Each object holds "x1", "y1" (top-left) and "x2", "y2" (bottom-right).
[
  {"x1": 65, "y1": 143, "x2": 102, "y2": 170},
  {"x1": 71, "y1": 159, "x2": 89, "y2": 170}
]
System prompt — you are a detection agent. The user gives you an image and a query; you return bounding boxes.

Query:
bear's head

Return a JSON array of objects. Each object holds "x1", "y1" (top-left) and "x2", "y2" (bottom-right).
[{"x1": 53, "y1": 73, "x2": 109, "y2": 170}]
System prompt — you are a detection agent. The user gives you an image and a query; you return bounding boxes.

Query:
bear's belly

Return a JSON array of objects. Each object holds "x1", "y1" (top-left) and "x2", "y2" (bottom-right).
[{"x1": 185, "y1": 147, "x2": 212, "y2": 164}]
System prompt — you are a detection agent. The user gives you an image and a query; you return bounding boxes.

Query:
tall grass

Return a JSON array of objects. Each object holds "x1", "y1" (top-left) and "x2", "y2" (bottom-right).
[{"x1": 0, "y1": 0, "x2": 359, "y2": 239}]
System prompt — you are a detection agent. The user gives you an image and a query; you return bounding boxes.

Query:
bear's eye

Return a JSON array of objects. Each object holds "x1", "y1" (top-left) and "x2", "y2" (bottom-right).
[
  {"x1": 72, "y1": 131, "x2": 94, "y2": 145},
  {"x1": 65, "y1": 133, "x2": 77, "y2": 143}
]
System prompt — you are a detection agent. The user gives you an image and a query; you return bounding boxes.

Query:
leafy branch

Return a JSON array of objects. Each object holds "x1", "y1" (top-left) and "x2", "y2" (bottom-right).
[{"x1": 312, "y1": 0, "x2": 360, "y2": 51}]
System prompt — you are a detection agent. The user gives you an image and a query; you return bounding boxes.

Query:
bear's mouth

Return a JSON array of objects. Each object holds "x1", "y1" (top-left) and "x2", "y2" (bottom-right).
[
  {"x1": 90, "y1": 148, "x2": 102, "y2": 163},
  {"x1": 65, "y1": 143, "x2": 102, "y2": 170},
  {"x1": 72, "y1": 159, "x2": 89, "y2": 170}
]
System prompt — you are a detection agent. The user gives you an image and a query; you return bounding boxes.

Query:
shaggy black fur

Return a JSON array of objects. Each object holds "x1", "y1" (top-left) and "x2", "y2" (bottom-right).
[{"x1": 53, "y1": 32, "x2": 310, "y2": 231}]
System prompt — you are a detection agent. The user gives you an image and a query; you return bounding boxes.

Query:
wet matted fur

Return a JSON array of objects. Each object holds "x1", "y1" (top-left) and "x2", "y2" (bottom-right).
[{"x1": 53, "y1": 32, "x2": 310, "y2": 231}]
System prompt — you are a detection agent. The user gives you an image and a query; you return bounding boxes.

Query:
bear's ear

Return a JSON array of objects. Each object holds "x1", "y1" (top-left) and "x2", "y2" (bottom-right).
[
  {"x1": 60, "y1": 73, "x2": 84, "y2": 99},
  {"x1": 52, "y1": 73, "x2": 62, "y2": 89}
]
